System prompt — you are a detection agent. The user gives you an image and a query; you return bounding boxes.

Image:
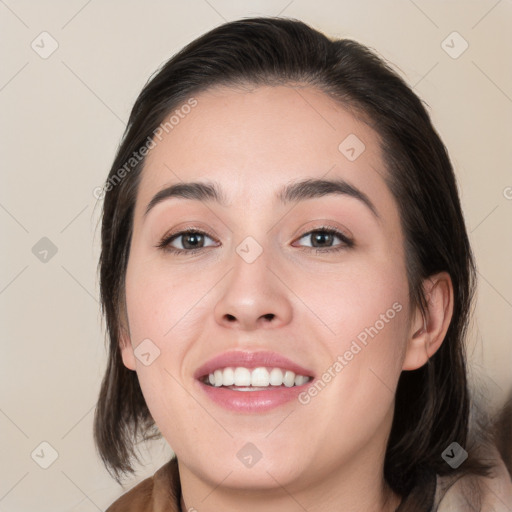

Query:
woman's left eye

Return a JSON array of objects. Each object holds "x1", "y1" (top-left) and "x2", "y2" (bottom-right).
[
  {"x1": 156, "y1": 227, "x2": 353, "y2": 255},
  {"x1": 293, "y1": 228, "x2": 354, "y2": 252}
]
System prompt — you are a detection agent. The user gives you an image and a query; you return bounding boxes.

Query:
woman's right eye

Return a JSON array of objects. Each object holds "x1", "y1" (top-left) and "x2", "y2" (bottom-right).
[{"x1": 156, "y1": 229, "x2": 218, "y2": 254}]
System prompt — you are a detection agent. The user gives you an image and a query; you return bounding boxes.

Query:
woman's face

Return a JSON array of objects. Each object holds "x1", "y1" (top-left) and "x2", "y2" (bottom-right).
[{"x1": 120, "y1": 85, "x2": 415, "y2": 492}]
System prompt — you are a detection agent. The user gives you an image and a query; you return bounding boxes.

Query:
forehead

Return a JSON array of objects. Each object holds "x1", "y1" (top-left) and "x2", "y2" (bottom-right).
[{"x1": 135, "y1": 85, "x2": 393, "y2": 218}]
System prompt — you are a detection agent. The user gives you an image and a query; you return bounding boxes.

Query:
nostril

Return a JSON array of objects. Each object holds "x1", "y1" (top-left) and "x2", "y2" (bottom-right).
[
  {"x1": 262, "y1": 313, "x2": 275, "y2": 321},
  {"x1": 225, "y1": 314, "x2": 236, "y2": 322}
]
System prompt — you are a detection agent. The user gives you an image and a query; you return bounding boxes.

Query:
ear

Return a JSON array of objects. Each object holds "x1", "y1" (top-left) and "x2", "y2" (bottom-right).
[
  {"x1": 119, "y1": 323, "x2": 137, "y2": 371},
  {"x1": 402, "y1": 271, "x2": 454, "y2": 371}
]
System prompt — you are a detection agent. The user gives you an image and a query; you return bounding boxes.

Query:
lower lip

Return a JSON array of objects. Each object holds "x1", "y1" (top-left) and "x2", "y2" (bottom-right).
[{"x1": 196, "y1": 380, "x2": 313, "y2": 413}]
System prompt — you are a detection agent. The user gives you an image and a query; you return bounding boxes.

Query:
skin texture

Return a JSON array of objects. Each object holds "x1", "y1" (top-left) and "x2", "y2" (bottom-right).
[{"x1": 119, "y1": 85, "x2": 453, "y2": 512}]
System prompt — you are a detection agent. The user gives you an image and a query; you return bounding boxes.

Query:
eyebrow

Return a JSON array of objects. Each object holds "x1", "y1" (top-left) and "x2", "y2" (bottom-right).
[{"x1": 144, "y1": 178, "x2": 379, "y2": 219}]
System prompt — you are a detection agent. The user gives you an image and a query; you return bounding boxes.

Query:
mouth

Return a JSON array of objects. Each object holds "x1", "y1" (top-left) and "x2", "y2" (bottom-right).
[
  {"x1": 198, "y1": 366, "x2": 313, "y2": 391},
  {"x1": 194, "y1": 350, "x2": 315, "y2": 411}
]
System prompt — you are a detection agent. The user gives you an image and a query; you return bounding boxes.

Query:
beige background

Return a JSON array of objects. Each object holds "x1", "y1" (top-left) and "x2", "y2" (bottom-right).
[{"x1": 1, "y1": 0, "x2": 511, "y2": 510}]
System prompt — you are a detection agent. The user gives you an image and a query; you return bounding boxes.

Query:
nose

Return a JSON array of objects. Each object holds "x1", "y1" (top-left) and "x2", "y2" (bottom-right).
[{"x1": 213, "y1": 244, "x2": 293, "y2": 331}]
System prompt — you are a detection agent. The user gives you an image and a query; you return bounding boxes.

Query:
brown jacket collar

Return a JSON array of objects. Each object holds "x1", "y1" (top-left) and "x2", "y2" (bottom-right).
[
  {"x1": 105, "y1": 457, "x2": 435, "y2": 511},
  {"x1": 106, "y1": 458, "x2": 181, "y2": 512},
  {"x1": 106, "y1": 455, "x2": 512, "y2": 511}
]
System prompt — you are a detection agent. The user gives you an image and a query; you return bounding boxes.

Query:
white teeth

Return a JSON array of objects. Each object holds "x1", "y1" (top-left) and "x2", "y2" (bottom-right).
[
  {"x1": 269, "y1": 368, "x2": 283, "y2": 386},
  {"x1": 233, "y1": 367, "x2": 251, "y2": 386},
  {"x1": 251, "y1": 367, "x2": 270, "y2": 387},
  {"x1": 222, "y1": 367, "x2": 235, "y2": 386},
  {"x1": 213, "y1": 369, "x2": 223, "y2": 387},
  {"x1": 205, "y1": 367, "x2": 311, "y2": 388},
  {"x1": 283, "y1": 370, "x2": 295, "y2": 387},
  {"x1": 294, "y1": 374, "x2": 309, "y2": 386}
]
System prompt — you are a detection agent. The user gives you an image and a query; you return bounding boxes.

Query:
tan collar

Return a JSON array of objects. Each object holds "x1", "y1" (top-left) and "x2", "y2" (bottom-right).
[
  {"x1": 107, "y1": 455, "x2": 512, "y2": 512},
  {"x1": 106, "y1": 457, "x2": 181, "y2": 512}
]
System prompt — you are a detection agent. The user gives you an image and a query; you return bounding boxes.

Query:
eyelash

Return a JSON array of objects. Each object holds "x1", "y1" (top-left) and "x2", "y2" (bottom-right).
[{"x1": 155, "y1": 226, "x2": 354, "y2": 256}]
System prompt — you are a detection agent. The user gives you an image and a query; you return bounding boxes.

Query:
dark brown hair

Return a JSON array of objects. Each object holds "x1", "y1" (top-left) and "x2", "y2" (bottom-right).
[{"x1": 94, "y1": 16, "x2": 492, "y2": 496}]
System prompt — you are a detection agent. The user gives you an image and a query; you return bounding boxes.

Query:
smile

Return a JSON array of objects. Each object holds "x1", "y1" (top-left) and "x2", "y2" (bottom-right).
[{"x1": 201, "y1": 366, "x2": 313, "y2": 389}]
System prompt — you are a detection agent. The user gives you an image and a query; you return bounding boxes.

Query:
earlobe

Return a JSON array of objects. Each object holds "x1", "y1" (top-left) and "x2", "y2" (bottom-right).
[
  {"x1": 402, "y1": 272, "x2": 454, "y2": 371},
  {"x1": 119, "y1": 326, "x2": 137, "y2": 371}
]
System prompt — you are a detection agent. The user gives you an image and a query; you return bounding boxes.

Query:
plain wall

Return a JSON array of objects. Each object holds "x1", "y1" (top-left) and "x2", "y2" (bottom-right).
[{"x1": 1, "y1": 1, "x2": 511, "y2": 510}]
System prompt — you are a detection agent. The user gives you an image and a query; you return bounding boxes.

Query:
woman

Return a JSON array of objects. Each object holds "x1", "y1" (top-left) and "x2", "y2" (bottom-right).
[{"x1": 94, "y1": 17, "x2": 512, "y2": 511}]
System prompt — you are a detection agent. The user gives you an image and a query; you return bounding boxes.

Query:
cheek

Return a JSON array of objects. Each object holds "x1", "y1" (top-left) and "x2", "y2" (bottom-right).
[
  {"x1": 124, "y1": 256, "x2": 210, "y2": 347},
  {"x1": 297, "y1": 254, "x2": 409, "y2": 341},
  {"x1": 296, "y1": 274, "x2": 409, "y2": 446},
  {"x1": 122, "y1": 257, "x2": 218, "y2": 419},
  {"x1": 295, "y1": 253, "x2": 410, "y2": 399},
  {"x1": 123, "y1": 264, "x2": 202, "y2": 438}
]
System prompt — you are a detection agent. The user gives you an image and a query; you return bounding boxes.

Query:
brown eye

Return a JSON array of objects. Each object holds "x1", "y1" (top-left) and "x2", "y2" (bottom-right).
[
  {"x1": 156, "y1": 229, "x2": 218, "y2": 254},
  {"x1": 175, "y1": 232, "x2": 206, "y2": 249},
  {"x1": 295, "y1": 228, "x2": 353, "y2": 251}
]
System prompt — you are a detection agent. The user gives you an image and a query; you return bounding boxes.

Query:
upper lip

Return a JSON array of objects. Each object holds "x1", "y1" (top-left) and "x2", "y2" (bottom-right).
[{"x1": 194, "y1": 350, "x2": 315, "y2": 380}]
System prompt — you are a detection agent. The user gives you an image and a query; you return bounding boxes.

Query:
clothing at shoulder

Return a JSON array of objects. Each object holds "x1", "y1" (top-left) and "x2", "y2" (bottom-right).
[
  {"x1": 106, "y1": 457, "x2": 181, "y2": 512},
  {"x1": 105, "y1": 454, "x2": 512, "y2": 512},
  {"x1": 433, "y1": 453, "x2": 512, "y2": 512}
]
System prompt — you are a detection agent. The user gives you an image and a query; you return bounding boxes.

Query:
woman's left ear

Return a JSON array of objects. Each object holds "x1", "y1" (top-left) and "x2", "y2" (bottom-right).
[{"x1": 402, "y1": 271, "x2": 454, "y2": 371}]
